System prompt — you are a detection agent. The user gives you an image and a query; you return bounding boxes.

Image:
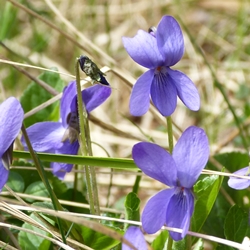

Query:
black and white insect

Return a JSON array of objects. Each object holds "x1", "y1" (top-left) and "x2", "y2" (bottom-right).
[{"x1": 78, "y1": 55, "x2": 109, "y2": 86}]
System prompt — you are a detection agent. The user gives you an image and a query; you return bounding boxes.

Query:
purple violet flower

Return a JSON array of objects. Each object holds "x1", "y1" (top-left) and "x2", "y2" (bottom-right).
[
  {"x1": 122, "y1": 226, "x2": 147, "y2": 250},
  {"x1": 132, "y1": 126, "x2": 209, "y2": 241},
  {"x1": 0, "y1": 97, "x2": 24, "y2": 192},
  {"x1": 22, "y1": 81, "x2": 111, "y2": 179},
  {"x1": 122, "y1": 15, "x2": 200, "y2": 117},
  {"x1": 228, "y1": 166, "x2": 250, "y2": 190}
]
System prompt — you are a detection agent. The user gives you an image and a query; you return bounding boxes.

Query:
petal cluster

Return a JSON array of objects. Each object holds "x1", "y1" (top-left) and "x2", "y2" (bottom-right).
[
  {"x1": 22, "y1": 81, "x2": 111, "y2": 179},
  {"x1": 0, "y1": 97, "x2": 24, "y2": 192},
  {"x1": 228, "y1": 167, "x2": 250, "y2": 190},
  {"x1": 132, "y1": 126, "x2": 209, "y2": 240},
  {"x1": 122, "y1": 15, "x2": 200, "y2": 117}
]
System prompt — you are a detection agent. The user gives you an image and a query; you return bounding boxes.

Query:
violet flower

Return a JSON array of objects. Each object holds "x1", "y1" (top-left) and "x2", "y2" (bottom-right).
[
  {"x1": 22, "y1": 81, "x2": 111, "y2": 179},
  {"x1": 132, "y1": 126, "x2": 209, "y2": 241},
  {"x1": 0, "y1": 97, "x2": 24, "y2": 192},
  {"x1": 122, "y1": 15, "x2": 200, "y2": 117},
  {"x1": 228, "y1": 166, "x2": 250, "y2": 190},
  {"x1": 122, "y1": 226, "x2": 147, "y2": 250}
]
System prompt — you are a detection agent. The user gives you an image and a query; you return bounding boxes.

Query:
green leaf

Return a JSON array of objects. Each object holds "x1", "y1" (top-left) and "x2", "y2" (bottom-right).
[
  {"x1": 172, "y1": 238, "x2": 187, "y2": 250},
  {"x1": 124, "y1": 192, "x2": 140, "y2": 229},
  {"x1": 20, "y1": 68, "x2": 64, "y2": 127},
  {"x1": 224, "y1": 205, "x2": 248, "y2": 243},
  {"x1": 49, "y1": 174, "x2": 68, "y2": 198},
  {"x1": 202, "y1": 191, "x2": 230, "y2": 238},
  {"x1": 4, "y1": 171, "x2": 24, "y2": 192},
  {"x1": 18, "y1": 213, "x2": 52, "y2": 250},
  {"x1": 193, "y1": 238, "x2": 204, "y2": 250},
  {"x1": 25, "y1": 181, "x2": 49, "y2": 202},
  {"x1": 208, "y1": 152, "x2": 249, "y2": 208},
  {"x1": 216, "y1": 244, "x2": 234, "y2": 250},
  {"x1": 151, "y1": 230, "x2": 168, "y2": 250},
  {"x1": 13, "y1": 151, "x2": 138, "y2": 171},
  {"x1": 192, "y1": 173, "x2": 224, "y2": 234},
  {"x1": 80, "y1": 225, "x2": 120, "y2": 250},
  {"x1": 211, "y1": 152, "x2": 248, "y2": 173},
  {"x1": 0, "y1": 2, "x2": 17, "y2": 40}
]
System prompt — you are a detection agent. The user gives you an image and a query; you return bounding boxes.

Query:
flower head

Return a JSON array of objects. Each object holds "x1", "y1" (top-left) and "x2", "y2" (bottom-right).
[
  {"x1": 122, "y1": 226, "x2": 147, "y2": 250},
  {"x1": 22, "y1": 81, "x2": 111, "y2": 179},
  {"x1": 132, "y1": 126, "x2": 209, "y2": 240},
  {"x1": 228, "y1": 166, "x2": 250, "y2": 190},
  {"x1": 0, "y1": 97, "x2": 24, "y2": 192},
  {"x1": 122, "y1": 15, "x2": 200, "y2": 117}
]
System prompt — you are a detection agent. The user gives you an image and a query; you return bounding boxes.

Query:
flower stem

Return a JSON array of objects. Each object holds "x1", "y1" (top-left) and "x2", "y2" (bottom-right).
[
  {"x1": 167, "y1": 236, "x2": 173, "y2": 250},
  {"x1": 21, "y1": 124, "x2": 67, "y2": 244},
  {"x1": 166, "y1": 116, "x2": 174, "y2": 154},
  {"x1": 85, "y1": 118, "x2": 100, "y2": 215},
  {"x1": 75, "y1": 58, "x2": 100, "y2": 215},
  {"x1": 186, "y1": 234, "x2": 192, "y2": 250}
]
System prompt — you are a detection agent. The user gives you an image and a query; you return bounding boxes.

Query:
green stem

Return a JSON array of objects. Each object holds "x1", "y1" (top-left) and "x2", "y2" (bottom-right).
[
  {"x1": 132, "y1": 174, "x2": 141, "y2": 194},
  {"x1": 186, "y1": 233, "x2": 192, "y2": 250},
  {"x1": 21, "y1": 124, "x2": 67, "y2": 244},
  {"x1": 166, "y1": 116, "x2": 174, "y2": 154},
  {"x1": 166, "y1": 116, "x2": 174, "y2": 250},
  {"x1": 167, "y1": 237, "x2": 173, "y2": 250},
  {"x1": 73, "y1": 164, "x2": 78, "y2": 201},
  {"x1": 75, "y1": 58, "x2": 99, "y2": 215},
  {"x1": 85, "y1": 118, "x2": 100, "y2": 215}
]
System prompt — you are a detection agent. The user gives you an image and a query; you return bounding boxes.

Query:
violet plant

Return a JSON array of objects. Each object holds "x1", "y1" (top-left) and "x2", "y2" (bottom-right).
[
  {"x1": 1, "y1": 4, "x2": 250, "y2": 250},
  {"x1": 0, "y1": 97, "x2": 23, "y2": 192},
  {"x1": 21, "y1": 80, "x2": 111, "y2": 179},
  {"x1": 132, "y1": 126, "x2": 209, "y2": 241},
  {"x1": 122, "y1": 226, "x2": 147, "y2": 250},
  {"x1": 122, "y1": 15, "x2": 200, "y2": 117},
  {"x1": 228, "y1": 166, "x2": 250, "y2": 190}
]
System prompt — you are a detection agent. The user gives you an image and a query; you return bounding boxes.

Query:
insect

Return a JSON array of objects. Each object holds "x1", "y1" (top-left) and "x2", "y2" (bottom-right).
[
  {"x1": 148, "y1": 26, "x2": 157, "y2": 37},
  {"x1": 61, "y1": 112, "x2": 80, "y2": 144},
  {"x1": 78, "y1": 55, "x2": 109, "y2": 86}
]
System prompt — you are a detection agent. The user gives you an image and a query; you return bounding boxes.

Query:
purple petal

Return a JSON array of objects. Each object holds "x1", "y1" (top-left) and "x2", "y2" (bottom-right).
[
  {"x1": 82, "y1": 84, "x2": 111, "y2": 113},
  {"x1": 122, "y1": 30, "x2": 164, "y2": 69},
  {"x1": 173, "y1": 126, "x2": 209, "y2": 188},
  {"x1": 122, "y1": 226, "x2": 147, "y2": 250},
  {"x1": 168, "y1": 69, "x2": 200, "y2": 111},
  {"x1": 52, "y1": 140, "x2": 79, "y2": 179},
  {"x1": 22, "y1": 122, "x2": 65, "y2": 152},
  {"x1": 228, "y1": 167, "x2": 250, "y2": 190},
  {"x1": 61, "y1": 81, "x2": 77, "y2": 127},
  {"x1": 0, "y1": 97, "x2": 23, "y2": 155},
  {"x1": 129, "y1": 70, "x2": 154, "y2": 116},
  {"x1": 166, "y1": 188, "x2": 194, "y2": 241},
  {"x1": 0, "y1": 162, "x2": 9, "y2": 192},
  {"x1": 132, "y1": 142, "x2": 177, "y2": 186},
  {"x1": 156, "y1": 16, "x2": 184, "y2": 66},
  {"x1": 150, "y1": 70, "x2": 177, "y2": 116},
  {"x1": 142, "y1": 189, "x2": 175, "y2": 234}
]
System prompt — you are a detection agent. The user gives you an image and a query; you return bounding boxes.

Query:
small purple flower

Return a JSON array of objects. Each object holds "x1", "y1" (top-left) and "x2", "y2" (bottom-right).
[
  {"x1": 122, "y1": 226, "x2": 147, "y2": 250},
  {"x1": 228, "y1": 167, "x2": 250, "y2": 190},
  {"x1": 0, "y1": 97, "x2": 24, "y2": 192},
  {"x1": 132, "y1": 126, "x2": 209, "y2": 241},
  {"x1": 22, "y1": 81, "x2": 111, "y2": 179},
  {"x1": 122, "y1": 15, "x2": 200, "y2": 117}
]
